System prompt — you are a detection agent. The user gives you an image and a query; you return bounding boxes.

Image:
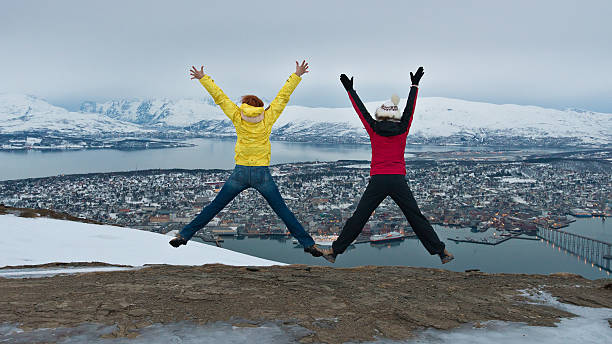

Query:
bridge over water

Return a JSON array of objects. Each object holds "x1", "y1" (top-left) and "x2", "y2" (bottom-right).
[{"x1": 537, "y1": 227, "x2": 612, "y2": 273}]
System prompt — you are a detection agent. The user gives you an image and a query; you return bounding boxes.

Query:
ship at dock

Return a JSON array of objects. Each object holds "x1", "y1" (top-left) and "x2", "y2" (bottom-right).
[
  {"x1": 369, "y1": 231, "x2": 405, "y2": 243},
  {"x1": 292, "y1": 235, "x2": 338, "y2": 246}
]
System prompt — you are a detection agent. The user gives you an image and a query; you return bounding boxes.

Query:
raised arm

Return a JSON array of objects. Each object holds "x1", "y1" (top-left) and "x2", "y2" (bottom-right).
[
  {"x1": 190, "y1": 65, "x2": 238, "y2": 121},
  {"x1": 400, "y1": 67, "x2": 424, "y2": 133},
  {"x1": 264, "y1": 60, "x2": 307, "y2": 126},
  {"x1": 340, "y1": 74, "x2": 375, "y2": 135}
]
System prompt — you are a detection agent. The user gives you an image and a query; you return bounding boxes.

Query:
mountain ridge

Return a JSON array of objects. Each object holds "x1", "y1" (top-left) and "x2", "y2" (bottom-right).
[{"x1": 1, "y1": 93, "x2": 610, "y2": 146}]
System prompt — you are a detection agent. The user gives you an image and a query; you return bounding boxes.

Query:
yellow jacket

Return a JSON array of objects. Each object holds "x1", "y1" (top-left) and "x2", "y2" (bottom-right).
[{"x1": 199, "y1": 73, "x2": 302, "y2": 166}]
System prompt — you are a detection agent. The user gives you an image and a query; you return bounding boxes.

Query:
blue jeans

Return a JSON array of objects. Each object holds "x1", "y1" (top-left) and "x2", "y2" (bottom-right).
[{"x1": 179, "y1": 165, "x2": 315, "y2": 247}]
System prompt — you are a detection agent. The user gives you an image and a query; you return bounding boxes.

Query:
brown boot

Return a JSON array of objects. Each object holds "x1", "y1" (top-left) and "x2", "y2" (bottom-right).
[
  {"x1": 439, "y1": 249, "x2": 454, "y2": 264},
  {"x1": 318, "y1": 246, "x2": 337, "y2": 263}
]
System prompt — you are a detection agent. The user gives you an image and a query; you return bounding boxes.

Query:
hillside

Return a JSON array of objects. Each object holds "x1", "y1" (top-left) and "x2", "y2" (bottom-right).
[{"x1": 0, "y1": 212, "x2": 281, "y2": 268}]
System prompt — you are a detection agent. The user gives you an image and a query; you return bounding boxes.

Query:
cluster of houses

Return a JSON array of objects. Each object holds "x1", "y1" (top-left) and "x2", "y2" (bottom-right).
[{"x1": 1, "y1": 159, "x2": 609, "y2": 238}]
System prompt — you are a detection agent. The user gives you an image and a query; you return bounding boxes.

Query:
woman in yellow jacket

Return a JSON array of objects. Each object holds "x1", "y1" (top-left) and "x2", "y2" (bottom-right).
[{"x1": 170, "y1": 61, "x2": 324, "y2": 257}]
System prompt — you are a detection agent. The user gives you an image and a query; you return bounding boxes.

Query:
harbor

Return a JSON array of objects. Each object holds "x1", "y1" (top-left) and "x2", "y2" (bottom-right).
[{"x1": 205, "y1": 219, "x2": 611, "y2": 279}]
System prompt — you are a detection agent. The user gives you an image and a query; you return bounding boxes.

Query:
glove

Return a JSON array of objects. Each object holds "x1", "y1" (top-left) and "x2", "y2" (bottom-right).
[
  {"x1": 340, "y1": 74, "x2": 354, "y2": 90},
  {"x1": 410, "y1": 67, "x2": 424, "y2": 86}
]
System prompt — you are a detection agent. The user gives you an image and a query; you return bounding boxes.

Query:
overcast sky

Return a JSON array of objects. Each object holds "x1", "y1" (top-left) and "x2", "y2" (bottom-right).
[{"x1": 1, "y1": 0, "x2": 611, "y2": 112}]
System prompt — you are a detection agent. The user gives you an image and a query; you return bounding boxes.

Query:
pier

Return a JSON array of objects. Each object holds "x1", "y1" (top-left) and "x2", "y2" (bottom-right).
[
  {"x1": 537, "y1": 227, "x2": 612, "y2": 273},
  {"x1": 448, "y1": 233, "x2": 537, "y2": 246}
]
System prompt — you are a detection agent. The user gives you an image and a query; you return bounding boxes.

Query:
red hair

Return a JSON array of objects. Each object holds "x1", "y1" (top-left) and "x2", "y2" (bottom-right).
[{"x1": 241, "y1": 95, "x2": 264, "y2": 107}]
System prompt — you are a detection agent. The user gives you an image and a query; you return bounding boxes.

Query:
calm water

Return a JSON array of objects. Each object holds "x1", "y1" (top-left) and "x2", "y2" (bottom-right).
[
  {"x1": 200, "y1": 218, "x2": 611, "y2": 280},
  {"x1": 0, "y1": 138, "x2": 569, "y2": 181}
]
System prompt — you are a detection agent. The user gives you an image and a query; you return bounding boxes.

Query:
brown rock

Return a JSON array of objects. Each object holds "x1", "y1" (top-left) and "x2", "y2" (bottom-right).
[
  {"x1": 548, "y1": 272, "x2": 584, "y2": 279},
  {"x1": 1, "y1": 264, "x2": 610, "y2": 344}
]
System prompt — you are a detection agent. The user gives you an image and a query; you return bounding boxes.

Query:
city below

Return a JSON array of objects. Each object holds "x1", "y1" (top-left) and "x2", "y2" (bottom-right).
[{"x1": 1, "y1": 149, "x2": 610, "y2": 249}]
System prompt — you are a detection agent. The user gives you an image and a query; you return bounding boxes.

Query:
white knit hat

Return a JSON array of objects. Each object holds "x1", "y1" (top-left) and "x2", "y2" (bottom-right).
[{"x1": 375, "y1": 94, "x2": 401, "y2": 121}]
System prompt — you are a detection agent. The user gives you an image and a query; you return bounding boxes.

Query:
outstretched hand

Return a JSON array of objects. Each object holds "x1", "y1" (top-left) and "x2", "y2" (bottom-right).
[
  {"x1": 190, "y1": 66, "x2": 205, "y2": 80},
  {"x1": 340, "y1": 74, "x2": 354, "y2": 91},
  {"x1": 295, "y1": 60, "x2": 309, "y2": 77},
  {"x1": 410, "y1": 67, "x2": 424, "y2": 86}
]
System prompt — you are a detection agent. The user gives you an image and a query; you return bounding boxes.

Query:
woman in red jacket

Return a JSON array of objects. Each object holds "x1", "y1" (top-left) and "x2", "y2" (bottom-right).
[{"x1": 321, "y1": 67, "x2": 454, "y2": 264}]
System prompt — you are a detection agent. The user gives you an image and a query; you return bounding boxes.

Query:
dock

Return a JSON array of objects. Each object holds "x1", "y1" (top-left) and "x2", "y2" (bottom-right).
[
  {"x1": 538, "y1": 227, "x2": 612, "y2": 273},
  {"x1": 448, "y1": 234, "x2": 533, "y2": 246},
  {"x1": 353, "y1": 234, "x2": 416, "y2": 245}
]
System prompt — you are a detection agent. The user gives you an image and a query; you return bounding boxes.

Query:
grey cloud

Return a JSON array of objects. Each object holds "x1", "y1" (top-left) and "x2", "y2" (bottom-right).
[{"x1": 1, "y1": 0, "x2": 611, "y2": 112}]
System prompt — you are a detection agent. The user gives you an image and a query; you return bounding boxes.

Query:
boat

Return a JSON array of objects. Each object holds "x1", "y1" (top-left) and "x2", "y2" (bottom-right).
[
  {"x1": 292, "y1": 234, "x2": 338, "y2": 246},
  {"x1": 201, "y1": 232, "x2": 223, "y2": 243},
  {"x1": 569, "y1": 209, "x2": 592, "y2": 218},
  {"x1": 313, "y1": 235, "x2": 339, "y2": 245},
  {"x1": 369, "y1": 231, "x2": 405, "y2": 243}
]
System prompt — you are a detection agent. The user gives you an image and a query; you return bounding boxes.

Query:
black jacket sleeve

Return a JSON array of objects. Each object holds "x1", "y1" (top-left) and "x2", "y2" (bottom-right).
[
  {"x1": 344, "y1": 85, "x2": 377, "y2": 133},
  {"x1": 399, "y1": 86, "x2": 419, "y2": 133}
]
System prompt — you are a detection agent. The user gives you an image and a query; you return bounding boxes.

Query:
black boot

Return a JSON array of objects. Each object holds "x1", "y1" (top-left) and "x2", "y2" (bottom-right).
[{"x1": 169, "y1": 234, "x2": 187, "y2": 248}]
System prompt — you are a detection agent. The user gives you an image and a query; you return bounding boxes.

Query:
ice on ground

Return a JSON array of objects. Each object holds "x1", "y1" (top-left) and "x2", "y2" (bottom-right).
[
  {"x1": 1, "y1": 291, "x2": 610, "y2": 343},
  {"x1": 0, "y1": 215, "x2": 283, "y2": 268},
  {"x1": 0, "y1": 321, "x2": 313, "y2": 344},
  {"x1": 0, "y1": 266, "x2": 138, "y2": 279},
  {"x1": 365, "y1": 289, "x2": 612, "y2": 344}
]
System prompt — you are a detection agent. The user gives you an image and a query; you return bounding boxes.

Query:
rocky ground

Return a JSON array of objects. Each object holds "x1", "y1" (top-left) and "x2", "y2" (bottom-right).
[
  {"x1": 1, "y1": 263, "x2": 611, "y2": 343},
  {"x1": 0, "y1": 204, "x2": 105, "y2": 225}
]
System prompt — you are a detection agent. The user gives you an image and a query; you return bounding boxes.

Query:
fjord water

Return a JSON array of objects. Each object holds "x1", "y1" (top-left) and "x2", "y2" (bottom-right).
[
  {"x1": 0, "y1": 138, "x2": 567, "y2": 181},
  {"x1": 1, "y1": 138, "x2": 372, "y2": 180}
]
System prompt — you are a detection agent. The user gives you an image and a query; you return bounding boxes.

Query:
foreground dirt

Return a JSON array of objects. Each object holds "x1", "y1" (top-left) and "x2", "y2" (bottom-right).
[{"x1": 1, "y1": 264, "x2": 611, "y2": 343}]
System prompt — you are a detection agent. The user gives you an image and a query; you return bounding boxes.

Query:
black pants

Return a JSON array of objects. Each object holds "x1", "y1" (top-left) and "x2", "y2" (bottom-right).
[{"x1": 332, "y1": 174, "x2": 445, "y2": 255}]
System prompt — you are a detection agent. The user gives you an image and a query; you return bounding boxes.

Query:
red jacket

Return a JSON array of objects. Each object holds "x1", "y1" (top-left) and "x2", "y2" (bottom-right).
[{"x1": 345, "y1": 85, "x2": 419, "y2": 176}]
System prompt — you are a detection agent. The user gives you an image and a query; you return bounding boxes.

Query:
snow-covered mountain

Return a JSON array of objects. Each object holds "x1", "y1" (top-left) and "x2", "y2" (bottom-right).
[
  {"x1": 81, "y1": 96, "x2": 612, "y2": 145},
  {"x1": 0, "y1": 94, "x2": 151, "y2": 136},
  {"x1": 274, "y1": 98, "x2": 612, "y2": 145},
  {"x1": 80, "y1": 98, "x2": 227, "y2": 127},
  {"x1": 1, "y1": 93, "x2": 610, "y2": 145}
]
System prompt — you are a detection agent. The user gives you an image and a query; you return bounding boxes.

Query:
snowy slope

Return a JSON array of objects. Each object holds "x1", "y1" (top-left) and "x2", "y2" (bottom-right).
[
  {"x1": 0, "y1": 94, "x2": 152, "y2": 135},
  {"x1": 0, "y1": 215, "x2": 282, "y2": 267}
]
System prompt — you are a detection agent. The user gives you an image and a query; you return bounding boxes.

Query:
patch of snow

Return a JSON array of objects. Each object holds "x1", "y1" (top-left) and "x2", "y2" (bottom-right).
[
  {"x1": 372, "y1": 290, "x2": 612, "y2": 344},
  {"x1": 0, "y1": 215, "x2": 283, "y2": 268},
  {"x1": 0, "y1": 321, "x2": 313, "y2": 344},
  {"x1": 342, "y1": 164, "x2": 371, "y2": 169},
  {"x1": 501, "y1": 177, "x2": 537, "y2": 184},
  {"x1": 0, "y1": 266, "x2": 138, "y2": 279}
]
